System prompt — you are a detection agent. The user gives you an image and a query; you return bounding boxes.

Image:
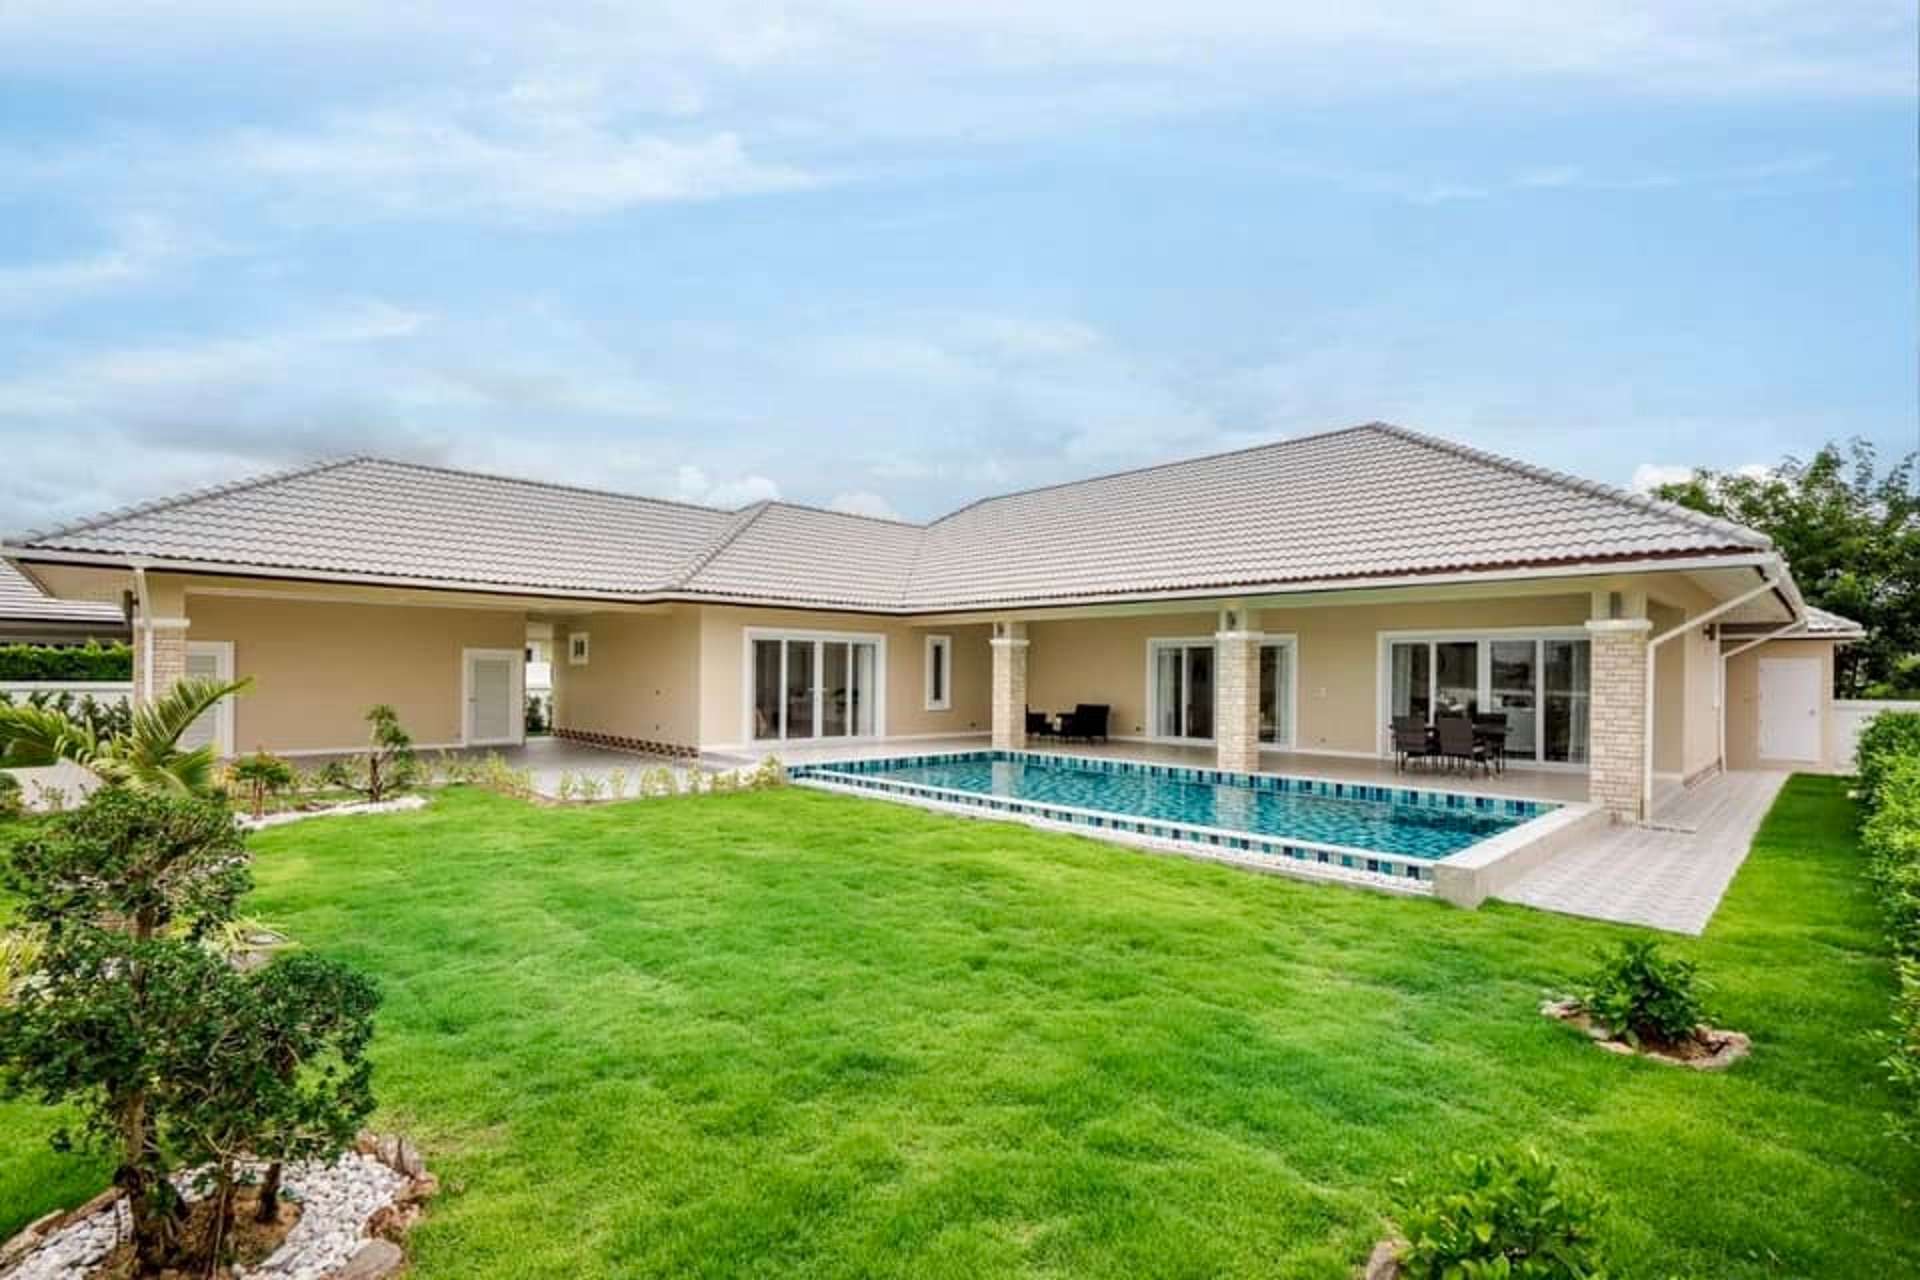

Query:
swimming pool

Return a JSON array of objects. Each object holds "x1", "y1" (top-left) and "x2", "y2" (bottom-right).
[{"x1": 791, "y1": 750, "x2": 1562, "y2": 889}]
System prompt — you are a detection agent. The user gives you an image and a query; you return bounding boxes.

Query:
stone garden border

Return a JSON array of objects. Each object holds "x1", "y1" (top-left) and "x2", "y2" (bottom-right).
[
  {"x1": 1540, "y1": 998, "x2": 1751, "y2": 1070},
  {"x1": 0, "y1": 1134, "x2": 434, "y2": 1280},
  {"x1": 237, "y1": 796, "x2": 429, "y2": 831}
]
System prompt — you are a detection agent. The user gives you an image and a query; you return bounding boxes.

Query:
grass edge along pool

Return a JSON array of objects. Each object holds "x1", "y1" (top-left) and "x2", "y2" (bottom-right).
[{"x1": 790, "y1": 751, "x2": 1564, "y2": 896}]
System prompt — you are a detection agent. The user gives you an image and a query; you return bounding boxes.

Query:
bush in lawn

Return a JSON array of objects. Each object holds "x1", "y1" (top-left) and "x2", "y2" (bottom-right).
[
  {"x1": 1856, "y1": 710, "x2": 1920, "y2": 813},
  {"x1": 1580, "y1": 937, "x2": 1708, "y2": 1049},
  {"x1": 322, "y1": 703, "x2": 418, "y2": 804},
  {"x1": 1396, "y1": 1148, "x2": 1609, "y2": 1278},
  {"x1": 228, "y1": 749, "x2": 296, "y2": 818},
  {"x1": 0, "y1": 770, "x2": 19, "y2": 819},
  {"x1": 1862, "y1": 751, "x2": 1920, "y2": 1143},
  {"x1": 0, "y1": 787, "x2": 379, "y2": 1274},
  {"x1": 0, "y1": 640, "x2": 132, "y2": 682}
]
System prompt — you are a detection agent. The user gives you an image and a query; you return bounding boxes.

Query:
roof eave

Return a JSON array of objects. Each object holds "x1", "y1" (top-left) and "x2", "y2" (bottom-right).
[{"x1": 5, "y1": 544, "x2": 1781, "y2": 619}]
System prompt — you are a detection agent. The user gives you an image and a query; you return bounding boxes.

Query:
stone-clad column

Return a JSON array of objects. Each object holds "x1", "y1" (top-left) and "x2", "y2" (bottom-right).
[
  {"x1": 136, "y1": 618, "x2": 190, "y2": 706},
  {"x1": 1214, "y1": 608, "x2": 1262, "y2": 774},
  {"x1": 990, "y1": 621, "x2": 1029, "y2": 751},
  {"x1": 1585, "y1": 618, "x2": 1652, "y2": 821}
]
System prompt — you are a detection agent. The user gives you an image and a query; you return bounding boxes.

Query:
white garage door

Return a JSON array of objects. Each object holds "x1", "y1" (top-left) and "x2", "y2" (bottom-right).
[{"x1": 1758, "y1": 658, "x2": 1822, "y2": 763}]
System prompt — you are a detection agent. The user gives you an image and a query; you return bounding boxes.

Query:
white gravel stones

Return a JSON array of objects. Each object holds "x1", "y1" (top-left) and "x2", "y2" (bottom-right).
[
  {"x1": 237, "y1": 796, "x2": 428, "y2": 832},
  {"x1": 1, "y1": 1152, "x2": 410, "y2": 1280},
  {"x1": 3, "y1": 1199, "x2": 128, "y2": 1280},
  {"x1": 236, "y1": 1152, "x2": 409, "y2": 1280}
]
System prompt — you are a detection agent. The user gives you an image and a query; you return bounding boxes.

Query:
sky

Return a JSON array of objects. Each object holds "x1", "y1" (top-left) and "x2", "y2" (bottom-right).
[{"x1": 0, "y1": 2, "x2": 1914, "y2": 533}]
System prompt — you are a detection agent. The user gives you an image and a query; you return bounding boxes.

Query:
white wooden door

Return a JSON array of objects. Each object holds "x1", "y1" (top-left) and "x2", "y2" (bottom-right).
[
  {"x1": 179, "y1": 641, "x2": 234, "y2": 756},
  {"x1": 1757, "y1": 658, "x2": 1822, "y2": 762},
  {"x1": 464, "y1": 649, "x2": 523, "y2": 746}
]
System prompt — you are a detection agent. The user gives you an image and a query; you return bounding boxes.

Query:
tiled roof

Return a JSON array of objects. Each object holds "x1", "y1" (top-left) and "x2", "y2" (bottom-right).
[
  {"x1": 7, "y1": 423, "x2": 1774, "y2": 611},
  {"x1": 902, "y1": 423, "x2": 1768, "y2": 608},
  {"x1": 0, "y1": 560, "x2": 125, "y2": 626},
  {"x1": 16, "y1": 457, "x2": 739, "y2": 598},
  {"x1": 1801, "y1": 605, "x2": 1865, "y2": 637}
]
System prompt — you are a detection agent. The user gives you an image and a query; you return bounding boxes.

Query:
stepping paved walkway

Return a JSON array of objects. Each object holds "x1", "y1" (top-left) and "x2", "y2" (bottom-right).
[{"x1": 1495, "y1": 771, "x2": 1789, "y2": 935}]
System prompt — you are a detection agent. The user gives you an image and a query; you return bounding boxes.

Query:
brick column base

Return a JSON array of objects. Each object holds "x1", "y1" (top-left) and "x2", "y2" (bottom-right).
[
  {"x1": 990, "y1": 623, "x2": 1029, "y2": 751},
  {"x1": 1585, "y1": 618, "x2": 1651, "y2": 821},
  {"x1": 1214, "y1": 631, "x2": 1262, "y2": 773}
]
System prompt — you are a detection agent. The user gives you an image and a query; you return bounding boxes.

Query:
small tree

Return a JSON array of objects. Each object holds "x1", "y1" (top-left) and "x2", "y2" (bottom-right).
[
  {"x1": 0, "y1": 787, "x2": 380, "y2": 1275},
  {"x1": 0, "y1": 788, "x2": 250, "y2": 1268},
  {"x1": 323, "y1": 704, "x2": 417, "y2": 804},
  {"x1": 229, "y1": 749, "x2": 296, "y2": 819}
]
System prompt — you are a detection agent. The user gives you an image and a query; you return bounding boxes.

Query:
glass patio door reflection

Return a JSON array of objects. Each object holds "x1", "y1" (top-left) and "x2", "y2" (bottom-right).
[
  {"x1": 1153, "y1": 642, "x2": 1214, "y2": 740},
  {"x1": 753, "y1": 635, "x2": 878, "y2": 742},
  {"x1": 1387, "y1": 634, "x2": 1590, "y2": 767}
]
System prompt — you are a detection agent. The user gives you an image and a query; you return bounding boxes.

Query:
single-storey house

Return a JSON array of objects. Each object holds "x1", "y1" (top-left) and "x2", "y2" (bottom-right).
[
  {"x1": 1, "y1": 423, "x2": 1861, "y2": 820},
  {"x1": 0, "y1": 560, "x2": 129, "y2": 646}
]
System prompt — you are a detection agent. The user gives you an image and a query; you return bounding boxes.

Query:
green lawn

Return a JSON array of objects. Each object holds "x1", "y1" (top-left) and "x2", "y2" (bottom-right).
[{"x1": 2, "y1": 777, "x2": 1915, "y2": 1276}]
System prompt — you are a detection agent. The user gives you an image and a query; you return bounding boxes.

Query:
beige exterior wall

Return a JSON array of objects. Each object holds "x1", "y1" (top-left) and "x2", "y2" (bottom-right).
[
  {"x1": 1027, "y1": 596, "x2": 1593, "y2": 755},
  {"x1": 1724, "y1": 637, "x2": 1843, "y2": 772},
  {"x1": 692, "y1": 607, "x2": 994, "y2": 750},
  {"x1": 186, "y1": 592, "x2": 527, "y2": 753},
  {"x1": 551, "y1": 609, "x2": 702, "y2": 751}
]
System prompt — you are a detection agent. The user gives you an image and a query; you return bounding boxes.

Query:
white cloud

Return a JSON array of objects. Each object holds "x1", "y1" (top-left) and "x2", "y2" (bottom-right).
[
  {"x1": 226, "y1": 100, "x2": 816, "y2": 221},
  {"x1": 1630, "y1": 462, "x2": 1697, "y2": 493},
  {"x1": 828, "y1": 490, "x2": 902, "y2": 520},
  {"x1": 0, "y1": 216, "x2": 198, "y2": 309},
  {"x1": 673, "y1": 465, "x2": 780, "y2": 508}
]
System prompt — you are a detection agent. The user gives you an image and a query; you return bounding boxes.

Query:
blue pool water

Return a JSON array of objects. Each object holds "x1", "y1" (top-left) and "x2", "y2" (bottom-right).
[{"x1": 810, "y1": 753, "x2": 1543, "y2": 860}]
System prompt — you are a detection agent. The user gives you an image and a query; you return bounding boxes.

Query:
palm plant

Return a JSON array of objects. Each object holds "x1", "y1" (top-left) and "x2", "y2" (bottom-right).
[{"x1": 0, "y1": 675, "x2": 253, "y2": 797}]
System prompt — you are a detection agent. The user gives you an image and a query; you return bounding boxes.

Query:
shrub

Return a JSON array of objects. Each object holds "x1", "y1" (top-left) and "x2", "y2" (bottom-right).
[
  {"x1": 0, "y1": 689, "x2": 132, "y2": 741},
  {"x1": 0, "y1": 771, "x2": 19, "y2": 819},
  {"x1": 322, "y1": 704, "x2": 418, "y2": 804},
  {"x1": 1396, "y1": 1149, "x2": 1609, "y2": 1279},
  {"x1": 1580, "y1": 938, "x2": 1708, "y2": 1049},
  {"x1": 1862, "y1": 751, "x2": 1920, "y2": 1143},
  {"x1": 228, "y1": 750, "x2": 296, "y2": 819},
  {"x1": 1856, "y1": 710, "x2": 1920, "y2": 813},
  {"x1": 0, "y1": 641, "x2": 132, "y2": 682},
  {"x1": 0, "y1": 787, "x2": 379, "y2": 1273},
  {"x1": 525, "y1": 693, "x2": 549, "y2": 735}
]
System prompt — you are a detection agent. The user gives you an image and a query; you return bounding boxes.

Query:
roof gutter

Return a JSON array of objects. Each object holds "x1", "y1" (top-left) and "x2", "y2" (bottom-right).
[{"x1": 1641, "y1": 560, "x2": 1788, "y2": 821}]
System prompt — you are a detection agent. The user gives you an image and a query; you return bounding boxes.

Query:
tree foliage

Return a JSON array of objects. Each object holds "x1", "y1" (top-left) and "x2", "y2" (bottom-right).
[
  {"x1": 0, "y1": 674, "x2": 253, "y2": 795},
  {"x1": 0, "y1": 786, "x2": 378, "y2": 1274},
  {"x1": 1654, "y1": 439, "x2": 1920, "y2": 696}
]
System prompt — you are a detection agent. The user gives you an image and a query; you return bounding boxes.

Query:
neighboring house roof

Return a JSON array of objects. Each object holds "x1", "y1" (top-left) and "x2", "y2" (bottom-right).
[
  {"x1": 1801, "y1": 605, "x2": 1865, "y2": 637},
  {"x1": 6, "y1": 423, "x2": 1778, "y2": 613},
  {"x1": 0, "y1": 559, "x2": 125, "y2": 630}
]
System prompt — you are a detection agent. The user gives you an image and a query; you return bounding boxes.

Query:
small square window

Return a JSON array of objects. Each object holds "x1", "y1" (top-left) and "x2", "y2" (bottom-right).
[
  {"x1": 924, "y1": 634, "x2": 952, "y2": 711},
  {"x1": 569, "y1": 632, "x2": 591, "y2": 666}
]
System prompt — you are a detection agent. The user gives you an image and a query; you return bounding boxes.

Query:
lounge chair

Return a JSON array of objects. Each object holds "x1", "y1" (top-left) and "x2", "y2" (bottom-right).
[
  {"x1": 1025, "y1": 709, "x2": 1057, "y2": 740},
  {"x1": 1435, "y1": 715, "x2": 1490, "y2": 777},
  {"x1": 1391, "y1": 715, "x2": 1434, "y2": 772},
  {"x1": 1058, "y1": 703, "x2": 1110, "y2": 744}
]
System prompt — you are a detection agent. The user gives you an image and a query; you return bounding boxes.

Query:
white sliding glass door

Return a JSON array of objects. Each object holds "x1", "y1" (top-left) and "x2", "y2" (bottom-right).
[
  {"x1": 1381, "y1": 631, "x2": 1590, "y2": 767},
  {"x1": 1148, "y1": 637, "x2": 1295, "y2": 748},
  {"x1": 749, "y1": 631, "x2": 882, "y2": 743}
]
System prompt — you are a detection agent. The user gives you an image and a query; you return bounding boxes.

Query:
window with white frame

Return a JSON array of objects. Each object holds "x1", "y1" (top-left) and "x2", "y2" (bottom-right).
[
  {"x1": 748, "y1": 629, "x2": 886, "y2": 743},
  {"x1": 568, "y1": 632, "x2": 590, "y2": 666},
  {"x1": 1381, "y1": 630, "x2": 1591, "y2": 765},
  {"x1": 924, "y1": 634, "x2": 952, "y2": 710}
]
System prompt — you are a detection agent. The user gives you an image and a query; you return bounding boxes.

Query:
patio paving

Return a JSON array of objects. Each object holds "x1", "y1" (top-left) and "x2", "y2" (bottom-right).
[{"x1": 1494, "y1": 770, "x2": 1789, "y2": 934}]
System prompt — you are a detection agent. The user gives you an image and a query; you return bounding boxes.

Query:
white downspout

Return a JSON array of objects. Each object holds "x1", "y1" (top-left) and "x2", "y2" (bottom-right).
[
  {"x1": 132, "y1": 563, "x2": 152, "y2": 707},
  {"x1": 1640, "y1": 569, "x2": 1785, "y2": 821}
]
